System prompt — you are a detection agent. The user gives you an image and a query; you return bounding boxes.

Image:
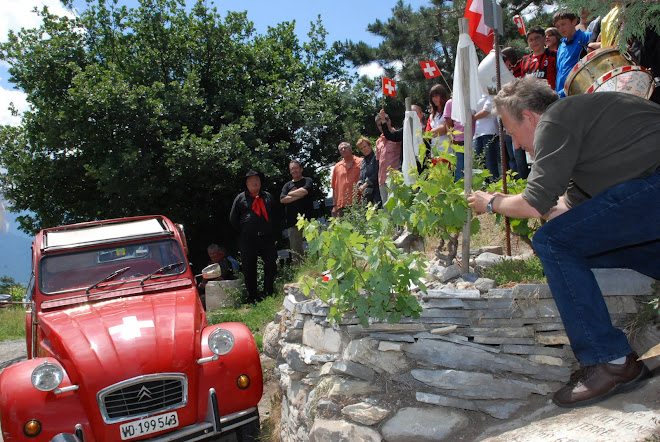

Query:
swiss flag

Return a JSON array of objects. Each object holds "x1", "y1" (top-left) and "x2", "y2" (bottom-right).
[
  {"x1": 513, "y1": 15, "x2": 526, "y2": 36},
  {"x1": 464, "y1": 0, "x2": 494, "y2": 54},
  {"x1": 420, "y1": 61, "x2": 442, "y2": 79},
  {"x1": 382, "y1": 77, "x2": 396, "y2": 97}
]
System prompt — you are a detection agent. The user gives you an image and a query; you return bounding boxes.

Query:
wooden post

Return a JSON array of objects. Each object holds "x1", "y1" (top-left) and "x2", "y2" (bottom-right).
[
  {"x1": 493, "y1": 15, "x2": 512, "y2": 256},
  {"x1": 458, "y1": 18, "x2": 473, "y2": 275}
]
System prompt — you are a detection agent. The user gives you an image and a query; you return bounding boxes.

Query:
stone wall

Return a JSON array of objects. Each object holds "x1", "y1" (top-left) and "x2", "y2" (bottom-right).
[{"x1": 262, "y1": 260, "x2": 657, "y2": 442}]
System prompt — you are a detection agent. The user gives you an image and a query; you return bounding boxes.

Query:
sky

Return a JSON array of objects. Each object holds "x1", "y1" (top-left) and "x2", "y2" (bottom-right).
[{"x1": 1, "y1": 0, "x2": 433, "y2": 126}]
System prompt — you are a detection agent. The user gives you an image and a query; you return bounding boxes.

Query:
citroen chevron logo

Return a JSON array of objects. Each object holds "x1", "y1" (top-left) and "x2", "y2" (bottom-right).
[{"x1": 137, "y1": 386, "x2": 153, "y2": 402}]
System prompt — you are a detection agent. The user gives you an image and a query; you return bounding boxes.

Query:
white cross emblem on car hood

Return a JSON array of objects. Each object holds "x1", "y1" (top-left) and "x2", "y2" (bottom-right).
[{"x1": 109, "y1": 316, "x2": 155, "y2": 339}]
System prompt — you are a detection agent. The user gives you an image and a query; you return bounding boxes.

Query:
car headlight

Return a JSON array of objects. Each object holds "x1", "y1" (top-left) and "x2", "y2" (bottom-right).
[
  {"x1": 208, "y1": 328, "x2": 234, "y2": 356},
  {"x1": 31, "y1": 361, "x2": 63, "y2": 392}
]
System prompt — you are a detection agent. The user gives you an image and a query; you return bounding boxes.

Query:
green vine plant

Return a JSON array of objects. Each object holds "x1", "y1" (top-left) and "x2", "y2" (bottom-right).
[
  {"x1": 385, "y1": 134, "x2": 487, "y2": 265},
  {"x1": 297, "y1": 205, "x2": 425, "y2": 327},
  {"x1": 487, "y1": 172, "x2": 542, "y2": 249}
]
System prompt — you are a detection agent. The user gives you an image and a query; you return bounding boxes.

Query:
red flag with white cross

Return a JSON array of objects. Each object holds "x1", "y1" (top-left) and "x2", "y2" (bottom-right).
[
  {"x1": 464, "y1": 0, "x2": 494, "y2": 54},
  {"x1": 513, "y1": 15, "x2": 526, "y2": 36},
  {"x1": 420, "y1": 61, "x2": 442, "y2": 79},
  {"x1": 382, "y1": 77, "x2": 396, "y2": 97}
]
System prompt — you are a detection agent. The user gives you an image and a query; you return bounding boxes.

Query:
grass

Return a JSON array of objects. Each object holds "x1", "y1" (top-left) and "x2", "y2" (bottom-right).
[
  {"x1": 481, "y1": 256, "x2": 546, "y2": 286},
  {"x1": 0, "y1": 307, "x2": 27, "y2": 343},
  {"x1": 207, "y1": 293, "x2": 284, "y2": 351}
]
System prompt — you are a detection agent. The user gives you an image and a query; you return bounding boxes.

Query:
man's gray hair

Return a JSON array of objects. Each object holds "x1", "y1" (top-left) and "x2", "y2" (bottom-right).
[{"x1": 493, "y1": 76, "x2": 559, "y2": 122}]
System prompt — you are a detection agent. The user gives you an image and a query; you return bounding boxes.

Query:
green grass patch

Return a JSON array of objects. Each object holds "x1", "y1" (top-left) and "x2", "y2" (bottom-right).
[
  {"x1": 207, "y1": 293, "x2": 284, "y2": 351},
  {"x1": 481, "y1": 256, "x2": 546, "y2": 286},
  {"x1": 0, "y1": 307, "x2": 27, "y2": 343}
]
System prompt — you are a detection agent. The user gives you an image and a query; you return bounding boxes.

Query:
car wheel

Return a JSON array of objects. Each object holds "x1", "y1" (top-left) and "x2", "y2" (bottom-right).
[{"x1": 234, "y1": 418, "x2": 260, "y2": 442}]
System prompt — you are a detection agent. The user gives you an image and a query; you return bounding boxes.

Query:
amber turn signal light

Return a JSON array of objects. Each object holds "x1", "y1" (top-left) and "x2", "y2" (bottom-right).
[
  {"x1": 236, "y1": 374, "x2": 250, "y2": 390},
  {"x1": 23, "y1": 419, "x2": 42, "y2": 437}
]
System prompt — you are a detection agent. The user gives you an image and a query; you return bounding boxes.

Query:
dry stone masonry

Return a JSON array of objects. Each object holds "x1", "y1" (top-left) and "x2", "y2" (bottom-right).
[{"x1": 262, "y1": 248, "x2": 658, "y2": 442}]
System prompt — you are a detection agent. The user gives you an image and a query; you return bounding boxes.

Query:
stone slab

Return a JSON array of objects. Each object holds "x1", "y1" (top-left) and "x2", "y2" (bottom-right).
[
  {"x1": 369, "y1": 333, "x2": 416, "y2": 343},
  {"x1": 413, "y1": 332, "x2": 501, "y2": 353},
  {"x1": 479, "y1": 376, "x2": 660, "y2": 441},
  {"x1": 423, "y1": 288, "x2": 482, "y2": 299},
  {"x1": 593, "y1": 268, "x2": 657, "y2": 297}
]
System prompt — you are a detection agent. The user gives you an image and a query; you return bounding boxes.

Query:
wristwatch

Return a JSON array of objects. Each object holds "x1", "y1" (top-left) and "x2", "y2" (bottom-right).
[{"x1": 486, "y1": 196, "x2": 498, "y2": 214}]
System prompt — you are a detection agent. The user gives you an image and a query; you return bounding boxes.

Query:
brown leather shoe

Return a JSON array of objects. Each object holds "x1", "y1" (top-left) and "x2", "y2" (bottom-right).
[{"x1": 552, "y1": 352, "x2": 651, "y2": 408}]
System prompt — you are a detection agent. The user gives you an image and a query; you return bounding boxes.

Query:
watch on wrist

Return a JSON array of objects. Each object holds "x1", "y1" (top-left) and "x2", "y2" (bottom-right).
[{"x1": 486, "y1": 196, "x2": 498, "y2": 214}]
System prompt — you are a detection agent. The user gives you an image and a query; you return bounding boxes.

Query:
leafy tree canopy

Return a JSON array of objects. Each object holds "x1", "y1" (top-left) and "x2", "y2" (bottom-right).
[{"x1": 0, "y1": 0, "x2": 375, "y2": 260}]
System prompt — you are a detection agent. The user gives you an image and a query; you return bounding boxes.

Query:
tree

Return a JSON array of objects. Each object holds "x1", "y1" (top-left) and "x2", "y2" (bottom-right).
[
  {"x1": 0, "y1": 0, "x2": 366, "y2": 263},
  {"x1": 556, "y1": 0, "x2": 660, "y2": 49},
  {"x1": 337, "y1": 0, "x2": 551, "y2": 132}
]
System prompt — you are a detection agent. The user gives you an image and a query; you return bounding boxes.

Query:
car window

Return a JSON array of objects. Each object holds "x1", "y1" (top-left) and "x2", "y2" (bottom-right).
[{"x1": 39, "y1": 239, "x2": 187, "y2": 294}]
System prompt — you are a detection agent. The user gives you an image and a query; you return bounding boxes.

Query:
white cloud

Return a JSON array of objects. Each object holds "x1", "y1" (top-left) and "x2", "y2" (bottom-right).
[
  {"x1": 1, "y1": 0, "x2": 76, "y2": 127},
  {"x1": 1, "y1": 0, "x2": 75, "y2": 44},
  {"x1": 357, "y1": 62, "x2": 384, "y2": 79},
  {"x1": 0, "y1": 87, "x2": 29, "y2": 126}
]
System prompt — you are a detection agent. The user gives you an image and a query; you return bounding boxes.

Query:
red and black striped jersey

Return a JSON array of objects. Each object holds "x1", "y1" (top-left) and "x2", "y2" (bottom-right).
[{"x1": 511, "y1": 48, "x2": 558, "y2": 90}]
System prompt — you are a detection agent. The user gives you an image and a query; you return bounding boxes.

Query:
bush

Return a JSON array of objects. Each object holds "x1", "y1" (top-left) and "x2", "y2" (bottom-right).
[
  {"x1": 298, "y1": 205, "x2": 425, "y2": 326},
  {"x1": 481, "y1": 257, "x2": 546, "y2": 286}
]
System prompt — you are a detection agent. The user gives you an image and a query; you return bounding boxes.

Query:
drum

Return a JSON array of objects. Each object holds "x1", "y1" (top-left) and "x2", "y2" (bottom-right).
[
  {"x1": 585, "y1": 65, "x2": 655, "y2": 99},
  {"x1": 564, "y1": 46, "x2": 654, "y2": 99}
]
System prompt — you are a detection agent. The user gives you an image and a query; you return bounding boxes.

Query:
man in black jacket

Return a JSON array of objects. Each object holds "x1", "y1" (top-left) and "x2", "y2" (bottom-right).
[{"x1": 230, "y1": 170, "x2": 278, "y2": 303}]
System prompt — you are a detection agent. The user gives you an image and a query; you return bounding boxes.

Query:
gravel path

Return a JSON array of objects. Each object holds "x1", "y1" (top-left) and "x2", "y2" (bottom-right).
[{"x1": 0, "y1": 339, "x2": 27, "y2": 374}]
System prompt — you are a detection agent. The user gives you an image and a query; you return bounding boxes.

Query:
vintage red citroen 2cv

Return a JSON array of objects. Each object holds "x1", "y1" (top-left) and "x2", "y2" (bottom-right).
[{"x1": 0, "y1": 216, "x2": 262, "y2": 441}]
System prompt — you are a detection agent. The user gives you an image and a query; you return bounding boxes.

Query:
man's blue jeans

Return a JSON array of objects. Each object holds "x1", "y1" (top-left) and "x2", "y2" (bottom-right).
[{"x1": 532, "y1": 169, "x2": 660, "y2": 366}]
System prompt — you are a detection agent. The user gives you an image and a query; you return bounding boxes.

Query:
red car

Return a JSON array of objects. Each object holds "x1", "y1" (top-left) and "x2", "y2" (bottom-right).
[{"x1": 0, "y1": 216, "x2": 262, "y2": 441}]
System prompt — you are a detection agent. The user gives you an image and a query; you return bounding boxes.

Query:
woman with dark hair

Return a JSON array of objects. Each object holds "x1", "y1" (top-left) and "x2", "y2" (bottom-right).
[
  {"x1": 425, "y1": 84, "x2": 450, "y2": 154},
  {"x1": 545, "y1": 27, "x2": 562, "y2": 51}
]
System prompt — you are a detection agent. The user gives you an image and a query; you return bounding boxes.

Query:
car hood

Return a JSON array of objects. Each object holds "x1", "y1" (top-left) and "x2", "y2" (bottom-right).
[{"x1": 38, "y1": 289, "x2": 203, "y2": 388}]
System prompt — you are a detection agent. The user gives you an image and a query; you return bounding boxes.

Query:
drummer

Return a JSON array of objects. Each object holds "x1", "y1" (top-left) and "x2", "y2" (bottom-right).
[
  {"x1": 468, "y1": 76, "x2": 660, "y2": 409},
  {"x1": 554, "y1": 9, "x2": 591, "y2": 97}
]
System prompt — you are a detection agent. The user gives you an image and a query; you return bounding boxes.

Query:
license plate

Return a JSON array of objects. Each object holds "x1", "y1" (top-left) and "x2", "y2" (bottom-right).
[{"x1": 119, "y1": 411, "x2": 179, "y2": 440}]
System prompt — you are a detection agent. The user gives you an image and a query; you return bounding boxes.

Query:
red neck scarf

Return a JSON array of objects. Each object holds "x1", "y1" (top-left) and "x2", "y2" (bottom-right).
[{"x1": 250, "y1": 193, "x2": 268, "y2": 221}]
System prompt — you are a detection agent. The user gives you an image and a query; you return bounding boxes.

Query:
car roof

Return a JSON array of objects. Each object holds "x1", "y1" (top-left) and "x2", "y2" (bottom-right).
[{"x1": 43, "y1": 217, "x2": 172, "y2": 251}]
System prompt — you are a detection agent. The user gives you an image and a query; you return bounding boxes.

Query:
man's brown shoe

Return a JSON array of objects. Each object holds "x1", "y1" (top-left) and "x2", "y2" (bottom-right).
[{"x1": 552, "y1": 352, "x2": 651, "y2": 408}]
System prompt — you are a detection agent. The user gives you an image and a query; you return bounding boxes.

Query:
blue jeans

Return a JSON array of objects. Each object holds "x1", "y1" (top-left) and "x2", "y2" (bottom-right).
[
  {"x1": 474, "y1": 134, "x2": 500, "y2": 181},
  {"x1": 504, "y1": 135, "x2": 529, "y2": 179},
  {"x1": 532, "y1": 169, "x2": 660, "y2": 366},
  {"x1": 454, "y1": 141, "x2": 465, "y2": 182}
]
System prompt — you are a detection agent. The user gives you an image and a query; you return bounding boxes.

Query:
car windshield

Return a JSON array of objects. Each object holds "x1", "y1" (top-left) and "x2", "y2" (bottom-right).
[{"x1": 39, "y1": 239, "x2": 187, "y2": 294}]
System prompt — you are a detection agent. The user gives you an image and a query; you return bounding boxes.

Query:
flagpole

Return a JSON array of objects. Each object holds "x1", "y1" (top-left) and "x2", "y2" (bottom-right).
[{"x1": 492, "y1": 4, "x2": 512, "y2": 257}]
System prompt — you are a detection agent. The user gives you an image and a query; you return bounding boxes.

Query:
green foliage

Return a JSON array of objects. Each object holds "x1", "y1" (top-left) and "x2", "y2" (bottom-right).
[
  {"x1": 481, "y1": 256, "x2": 546, "y2": 285},
  {"x1": 0, "y1": 276, "x2": 26, "y2": 302},
  {"x1": 298, "y1": 206, "x2": 425, "y2": 327},
  {"x1": 0, "y1": 307, "x2": 26, "y2": 343},
  {"x1": 557, "y1": 0, "x2": 660, "y2": 50},
  {"x1": 385, "y1": 141, "x2": 485, "y2": 242},
  {"x1": 487, "y1": 172, "x2": 542, "y2": 242},
  {"x1": 207, "y1": 293, "x2": 284, "y2": 351},
  {"x1": 0, "y1": 0, "x2": 357, "y2": 258}
]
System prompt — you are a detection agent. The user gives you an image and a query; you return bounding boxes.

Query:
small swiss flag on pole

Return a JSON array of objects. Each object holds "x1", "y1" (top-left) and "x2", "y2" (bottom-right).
[
  {"x1": 420, "y1": 61, "x2": 442, "y2": 79},
  {"x1": 464, "y1": 0, "x2": 494, "y2": 54},
  {"x1": 513, "y1": 15, "x2": 526, "y2": 36},
  {"x1": 382, "y1": 77, "x2": 396, "y2": 97}
]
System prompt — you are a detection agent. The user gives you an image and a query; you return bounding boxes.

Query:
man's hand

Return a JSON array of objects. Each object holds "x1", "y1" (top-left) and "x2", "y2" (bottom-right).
[{"x1": 467, "y1": 190, "x2": 496, "y2": 214}]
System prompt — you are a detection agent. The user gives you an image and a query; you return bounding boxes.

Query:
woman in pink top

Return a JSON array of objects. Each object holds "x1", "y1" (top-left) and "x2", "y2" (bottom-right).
[{"x1": 425, "y1": 84, "x2": 450, "y2": 155}]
